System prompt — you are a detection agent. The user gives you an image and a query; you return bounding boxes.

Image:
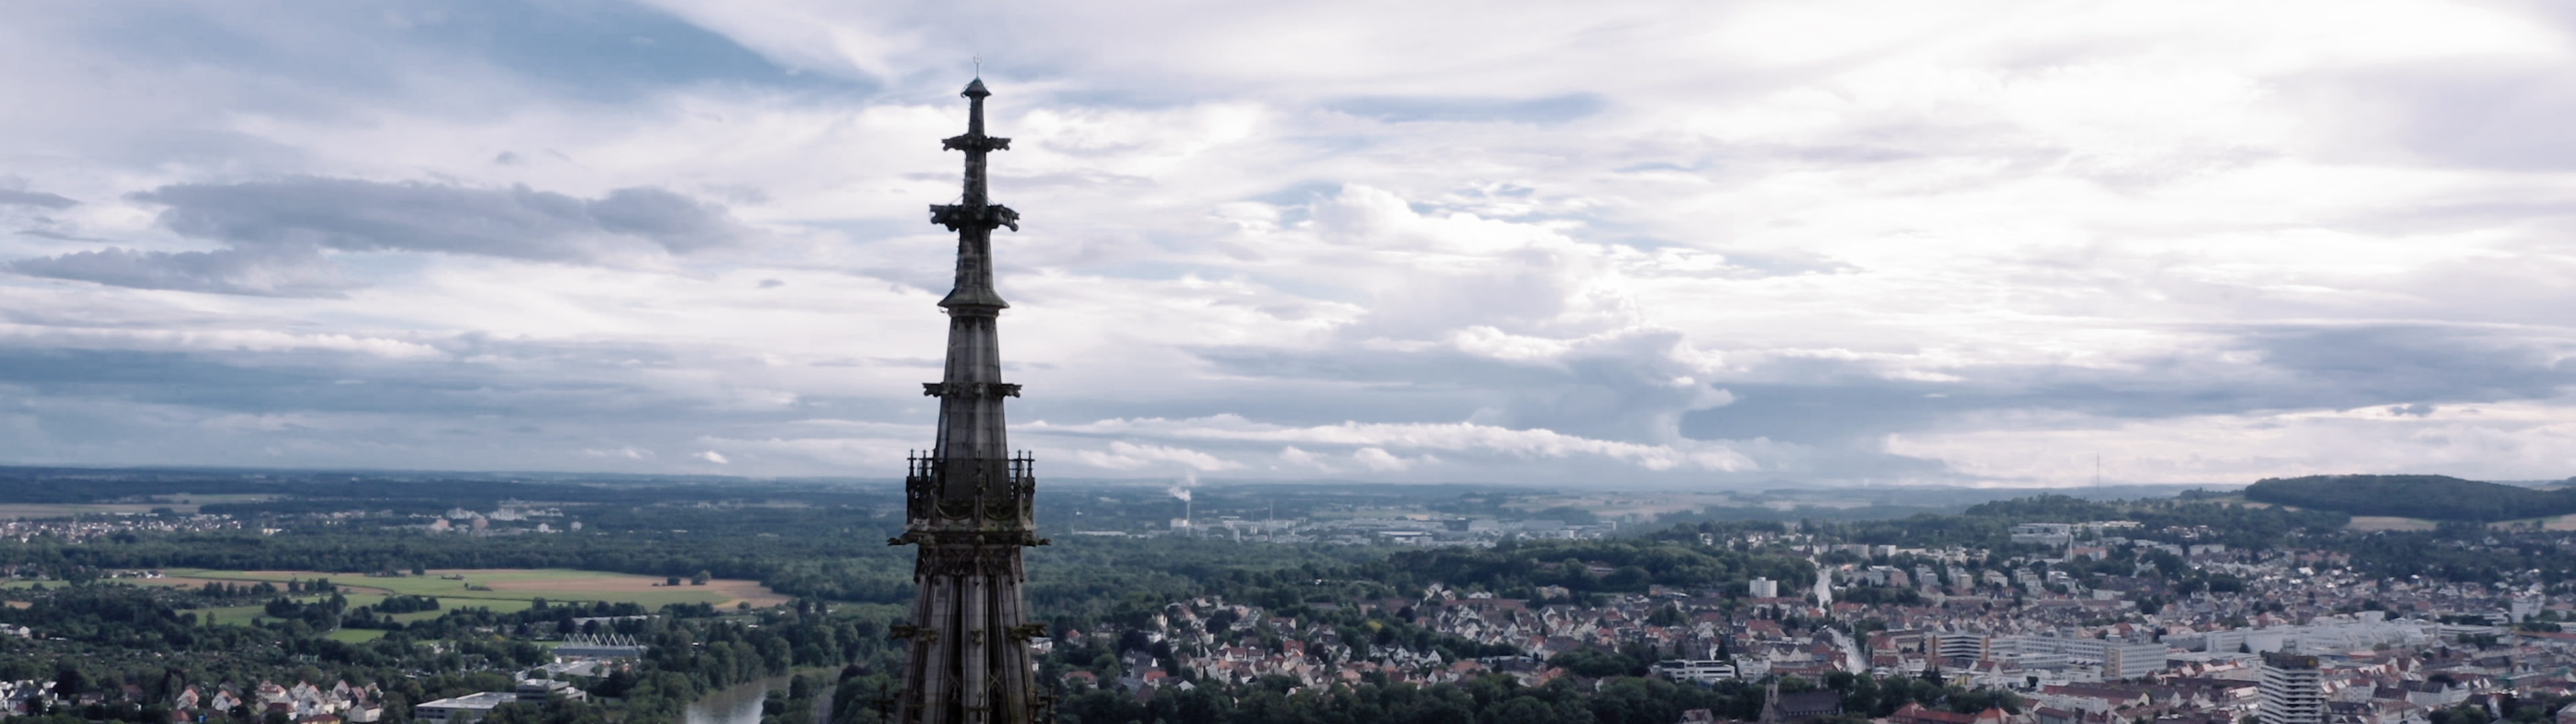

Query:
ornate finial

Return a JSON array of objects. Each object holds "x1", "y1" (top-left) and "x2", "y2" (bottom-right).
[{"x1": 931, "y1": 76, "x2": 1014, "y2": 307}]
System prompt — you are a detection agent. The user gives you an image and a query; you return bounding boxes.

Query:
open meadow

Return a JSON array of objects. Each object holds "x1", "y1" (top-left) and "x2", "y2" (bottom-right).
[
  {"x1": 141, "y1": 568, "x2": 790, "y2": 630},
  {"x1": 2344, "y1": 516, "x2": 2439, "y2": 532}
]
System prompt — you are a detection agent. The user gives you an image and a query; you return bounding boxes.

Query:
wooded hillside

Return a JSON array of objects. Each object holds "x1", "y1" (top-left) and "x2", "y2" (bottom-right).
[{"x1": 2243, "y1": 475, "x2": 2573, "y2": 522}]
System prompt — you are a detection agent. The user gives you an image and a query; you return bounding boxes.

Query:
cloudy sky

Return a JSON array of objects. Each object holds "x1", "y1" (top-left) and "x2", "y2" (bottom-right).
[{"x1": 4, "y1": 1, "x2": 2574, "y2": 487}]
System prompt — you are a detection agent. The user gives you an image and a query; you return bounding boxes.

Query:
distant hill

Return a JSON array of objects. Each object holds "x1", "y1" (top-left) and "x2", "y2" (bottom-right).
[{"x1": 2243, "y1": 474, "x2": 2576, "y2": 522}]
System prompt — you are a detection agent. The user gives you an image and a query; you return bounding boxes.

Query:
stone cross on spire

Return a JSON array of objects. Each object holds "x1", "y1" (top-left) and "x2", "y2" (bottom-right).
[{"x1": 893, "y1": 78, "x2": 1046, "y2": 724}]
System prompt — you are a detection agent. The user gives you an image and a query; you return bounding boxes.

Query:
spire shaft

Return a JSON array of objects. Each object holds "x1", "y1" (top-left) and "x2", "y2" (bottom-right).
[{"x1": 963, "y1": 85, "x2": 989, "y2": 206}]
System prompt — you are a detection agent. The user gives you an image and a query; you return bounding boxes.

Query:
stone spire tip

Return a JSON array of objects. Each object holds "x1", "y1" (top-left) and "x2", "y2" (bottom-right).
[{"x1": 962, "y1": 77, "x2": 990, "y2": 97}]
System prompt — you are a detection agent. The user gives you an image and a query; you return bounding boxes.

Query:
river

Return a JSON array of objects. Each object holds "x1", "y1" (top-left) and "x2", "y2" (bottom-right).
[{"x1": 682, "y1": 674, "x2": 837, "y2": 724}]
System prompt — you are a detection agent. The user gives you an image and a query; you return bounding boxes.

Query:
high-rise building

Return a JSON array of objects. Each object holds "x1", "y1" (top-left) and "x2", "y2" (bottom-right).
[
  {"x1": 2259, "y1": 652, "x2": 2323, "y2": 724},
  {"x1": 892, "y1": 77, "x2": 1044, "y2": 724}
]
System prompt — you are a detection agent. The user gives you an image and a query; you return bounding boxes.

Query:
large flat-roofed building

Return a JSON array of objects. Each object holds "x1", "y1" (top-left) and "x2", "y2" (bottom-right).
[
  {"x1": 2008, "y1": 638, "x2": 2169, "y2": 680},
  {"x1": 2010, "y1": 524, "x2": 2075, "y2": 546},
  {"x1": 515, "y1": 679, "x2": 585, "y2": 703},
  {"x1": 2259, "y1": 652, "x2": 2324, "y2": 724},
  {"x1": 1939, "y1": 634, "x2": 1994, "y2": 662},
  {"x1": 1652, "y1": 660, "x2": 1738, "y2": 684},
  {"x1": 2102, "y1": 642, "x2": 2168, "y2": 680},
  {"x1": 415, "y1": 692, "x2": 517, "y2": 724}
]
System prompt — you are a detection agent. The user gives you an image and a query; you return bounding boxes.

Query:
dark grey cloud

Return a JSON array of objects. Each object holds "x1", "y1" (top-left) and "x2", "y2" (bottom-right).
[
  {"x1": 13, "y1": 230, "x2": 105, "y2": 242},
  {"x1": 382, "y1": 1, "x2": 871, "y2": 99},
  {"x1": 7, "y1": 178, "x2": 746, "y2": 296},
  {"x1": 1685, "y1": 383, "x2": 2003, "y2": 446},
  {"x1": 0, "y1": 339, "x2": 727, "y2": 421},
  {"x1": 0, "y1": 348, "x2": 351, "y2": 410},
  {"x1": 5, "y1": 245, "x2": 357, "y2": 298},
  {"x1": 74, "y1": 2, "x2": 861, "y2": 104},
  {"x1": 584, "y1": 187, "x2": 741, "y2": 253},
  {"x1": 136, "y1": 178, "x2": 744, "y2": 259},
  {"x1": 1180, "y1": 329, "x2": 1737, "y2": 446},
  {"x1": 1680, "y1": 322, "x2": 2576, "y2": 446},
  {"x1": 0, "y1": 190, "x2": 78, "y2": 208},
  {"x1": 2232, "y1": 323, "x2": 2576, "y2": 404},
  {"x1": 0, "y1": 344, "x2": 803, "y2": 473}
]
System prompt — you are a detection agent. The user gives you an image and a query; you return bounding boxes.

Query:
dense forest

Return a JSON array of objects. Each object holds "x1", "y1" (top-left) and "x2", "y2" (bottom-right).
[
  {"x1": 2243, "y1": 475, "x2": 2576, "y2": 522},
  {"x1": 1343, "y1": 539, "x2": 1816, "y2": 601},
  {"x1": 1821, "y1": 493, "x2": 2348, "y2": 553}
]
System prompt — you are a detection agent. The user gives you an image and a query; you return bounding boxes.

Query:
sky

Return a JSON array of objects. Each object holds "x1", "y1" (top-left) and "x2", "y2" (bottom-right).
[{"x1": 3, "y1": 0, "x2": 2575, "y2": 488}]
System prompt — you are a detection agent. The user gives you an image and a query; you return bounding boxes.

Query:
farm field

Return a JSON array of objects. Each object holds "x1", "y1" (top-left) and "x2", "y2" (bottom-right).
[
  {"x1": 0, "y1": 494, "x2": 279, "y2": 518},
  {"x1": 2345, "y1": 516, "x2": 2438, "y2": 532},
  {"x1": 146, "y1": 568, "x2": 789, "y2": 622},
  {"x1": 195, "y1": 603, "x2": 269, "y2": 627},
  {"x1": 0, "y1": 503, "x2": 182, "y2": 518}
]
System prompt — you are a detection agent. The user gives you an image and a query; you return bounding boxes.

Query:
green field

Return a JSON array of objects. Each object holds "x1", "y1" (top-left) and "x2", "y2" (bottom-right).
[
  {"x1": 21, "y1": 568, "x2": 778, "y2": 636},
  {"x1": 326, "y1": 628, "x2": 389, "y2": 643},
  {"x1": 140, "y1": 568, "x2": 780, "y2": 629},
  {"x1": 156, "y1": 568, "x2": 769, "y2": 605},
  {"x1": 194, "y1": 603, "x2": 270, "y2": 627}
]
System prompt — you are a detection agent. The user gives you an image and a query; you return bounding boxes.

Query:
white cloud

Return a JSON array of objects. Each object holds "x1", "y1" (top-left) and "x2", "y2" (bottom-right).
[
  {"x1": 1073, "y1": 442, "x2": 1243, "y2": 472},
  {"x1": 1036, "y1": 415, "x2": 1753, "y2": 473},
  {"x1": 1885, "y1": 399, "x2": 2576, "y2": 485},
  {"x1": 1277, "y1": 446, "x2": 1336, "y2": 473},
  {"x1": 1352, "y1": 447, "x2": 1415, "y2": 472},
  {"x1": 2, "y1": 1, "x2": 2573, "y2": 485}
]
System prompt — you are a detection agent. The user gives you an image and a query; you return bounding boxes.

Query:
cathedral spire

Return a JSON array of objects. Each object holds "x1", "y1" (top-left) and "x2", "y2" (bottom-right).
[
  {"x1": 895, "y1": 78, "x2": 1045, "y2": 724},
  {"x1": 931, "y1": 78, "x2": 1018, "y2": 310}
]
